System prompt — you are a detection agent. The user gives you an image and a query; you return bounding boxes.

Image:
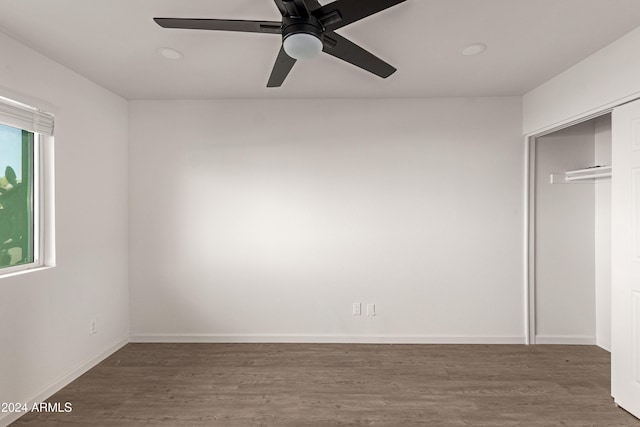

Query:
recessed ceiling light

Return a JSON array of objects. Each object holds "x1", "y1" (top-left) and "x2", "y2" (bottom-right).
[
  {"x1": 461, "y1": 43, "x2": 487, "y2": 56},
  {"x1": 157, "y1": 47, "x2": 184, "y2": 60}
]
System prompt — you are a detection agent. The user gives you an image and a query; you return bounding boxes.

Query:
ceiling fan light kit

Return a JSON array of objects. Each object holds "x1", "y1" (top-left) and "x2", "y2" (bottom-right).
[
  {"x1": 154, "y1": 0, "x2": 407, "y2": 87},
  {"x1": 283, "y1": 33, "x2": 323, "y2": 59},
  {"x1": 281, "y1": 15, "x2": 323, "y2": 59}
]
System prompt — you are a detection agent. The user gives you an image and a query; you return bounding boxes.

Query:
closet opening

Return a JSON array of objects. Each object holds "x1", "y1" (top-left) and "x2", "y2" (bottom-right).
[{"x1": 527, "y1": 113, "x2": 612, "y2": 350}]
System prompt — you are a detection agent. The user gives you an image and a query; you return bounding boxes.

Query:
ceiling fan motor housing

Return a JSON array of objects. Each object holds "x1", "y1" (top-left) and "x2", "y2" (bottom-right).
[{"x1": 281, "y1": 16, "x2": 323, "y2": 41}]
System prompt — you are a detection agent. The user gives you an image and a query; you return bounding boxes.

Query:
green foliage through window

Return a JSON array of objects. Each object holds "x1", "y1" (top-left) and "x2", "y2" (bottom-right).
[{"x1": 0, "y1": 124, "x2": 34, "y2": 269}]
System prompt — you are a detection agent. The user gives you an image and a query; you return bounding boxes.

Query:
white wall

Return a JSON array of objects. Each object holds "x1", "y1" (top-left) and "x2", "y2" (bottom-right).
[
  {"x1": 595, "y1": 115, "x2": 612, "y2": 351},
  {"x1": 0, "y1": 32, "x2": 129, "y2": 426},
  {"x1": 129, "y1": 97, "x2": 524, "y2": 343},
  {"x1": 534, "y1": 121, "x2": 596, "y2": 344},
  {"x1": 523, "y1": 26, "x2": 640, "y2": 135}
]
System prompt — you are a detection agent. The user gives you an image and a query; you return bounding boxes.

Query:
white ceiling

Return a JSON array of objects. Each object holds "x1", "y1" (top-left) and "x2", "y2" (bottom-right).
[{"x1": 1, "y1": 0, "x2": 640, "y2": 99}]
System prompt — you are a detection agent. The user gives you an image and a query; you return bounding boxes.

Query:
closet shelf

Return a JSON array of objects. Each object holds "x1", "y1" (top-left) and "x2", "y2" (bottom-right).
[{"x1": 550, "y1": 165, "x2": 612, "y2": 184}]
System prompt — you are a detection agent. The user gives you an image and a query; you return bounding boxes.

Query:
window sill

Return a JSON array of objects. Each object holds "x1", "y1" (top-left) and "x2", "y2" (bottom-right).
[{"x1": 0, "y1": 264, "x2": 54, "y2": 280}]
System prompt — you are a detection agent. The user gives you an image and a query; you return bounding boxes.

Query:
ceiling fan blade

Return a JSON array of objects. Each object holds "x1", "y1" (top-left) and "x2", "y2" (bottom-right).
[
  {"x1": 273, "y1": 0, "x2": 288, "y2": 16},
  {"x1": 153, "y1": 18, "x2": 282, "y2": 34},
  {"x1": 322, "y1": 32, "x2": 396, "y2": 78},
  {"x1": 273, "y1": 0, "x2": 316, "y2": 17},
  {"x1": 303, "y1": 0, "x2": 322, "y2": 11},
  {"x1": 313, "y1": 0, "x2": 406, "y2": 31},
  {"x1": 267, "y1": 46, "x2": 297, "y2": 87}
]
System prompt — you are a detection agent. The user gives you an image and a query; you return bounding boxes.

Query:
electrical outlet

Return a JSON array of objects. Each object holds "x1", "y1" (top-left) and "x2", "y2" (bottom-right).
[
  {"x1": 89, "y1": 319, "x2": 97, "y2": 335},
  {"x1": 353, "y1": 302, "x2": 361, "y2": 316},
  {"x1": 367, "y1": 303, "x2": 376, "y2": 317}
]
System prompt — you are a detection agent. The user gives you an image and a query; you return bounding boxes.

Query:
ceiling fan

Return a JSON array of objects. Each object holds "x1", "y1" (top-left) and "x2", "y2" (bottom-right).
[{"x1": 154, "y1": 0, "x2": 406, "y2": 87}]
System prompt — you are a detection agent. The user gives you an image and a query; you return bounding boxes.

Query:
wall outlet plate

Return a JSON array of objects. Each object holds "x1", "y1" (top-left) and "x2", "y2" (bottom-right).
[
  {"x1": 367, "y1": 303, "x2": 376, "y2": 316},
  {"x1": 353, "y1": 302, "x2": 361, "y2": 316},
  {"x1": 89, "y1": 319, "x2": 97, "y2": 335}
]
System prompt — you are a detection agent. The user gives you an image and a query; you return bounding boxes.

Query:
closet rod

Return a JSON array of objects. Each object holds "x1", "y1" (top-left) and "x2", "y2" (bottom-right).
[
  {"x1": 565, "y1": 165, "x2": 611, "y2": 176},
  {"x1": 565, "y1": 172, "x2": 612, "y2": 182}
]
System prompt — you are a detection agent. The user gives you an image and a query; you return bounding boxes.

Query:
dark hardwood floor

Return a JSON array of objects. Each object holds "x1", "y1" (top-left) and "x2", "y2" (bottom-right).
[{"x1": 11, "y1": 344, "x2": 640, "y2": 426}]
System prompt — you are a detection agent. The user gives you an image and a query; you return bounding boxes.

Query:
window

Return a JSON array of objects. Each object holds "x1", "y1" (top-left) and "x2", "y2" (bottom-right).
[
  {"x1": 0, "y1": 124, "x2": 34, "y2": 269},
  {"x1": 0, "y1": 96, "x2": 53, "y2": 275}
]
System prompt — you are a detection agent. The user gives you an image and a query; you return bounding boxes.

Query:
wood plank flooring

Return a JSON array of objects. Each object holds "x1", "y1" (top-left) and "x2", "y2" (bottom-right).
[{"x1": 11, "y1": 344, "x2": 640, "y2": 426}]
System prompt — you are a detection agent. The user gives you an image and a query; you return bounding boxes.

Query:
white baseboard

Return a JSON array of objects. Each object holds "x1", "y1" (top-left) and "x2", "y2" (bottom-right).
[
  {"x1": 130, "y1": 333, "x2": 526, "y2": 345},
  {"x1": 534, "y1": 335, "x2": 597, "y2": 345},
  {"x1": 0, "y1": 337, "x2": 128, "y2": 427}
]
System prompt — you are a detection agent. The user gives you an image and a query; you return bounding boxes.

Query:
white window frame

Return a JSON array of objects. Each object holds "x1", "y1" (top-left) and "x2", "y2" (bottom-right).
[{"x1": 0, "y1": 96, "x2": 54, "y2": 278}]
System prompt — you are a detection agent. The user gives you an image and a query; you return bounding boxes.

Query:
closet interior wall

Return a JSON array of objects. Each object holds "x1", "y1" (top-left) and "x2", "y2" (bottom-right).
[{"x1": 533, "y1": 115, "x2": 612, "y2": 349}]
